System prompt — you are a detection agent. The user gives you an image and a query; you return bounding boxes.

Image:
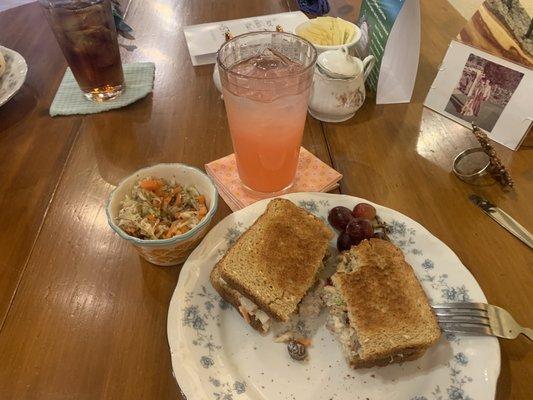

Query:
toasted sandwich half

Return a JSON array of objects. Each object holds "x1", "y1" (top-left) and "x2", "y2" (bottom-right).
[
  {"x1": 210, "y1": 198, "x2": 333, "y2": 333},
  {"x1": 322, "y1": 238, "x2": 441, "y2": 368}
]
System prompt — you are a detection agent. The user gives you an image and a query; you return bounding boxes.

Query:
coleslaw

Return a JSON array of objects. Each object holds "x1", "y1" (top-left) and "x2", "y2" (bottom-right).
[{"x1": 116, "y1": 177, "x2": 208, "y2": 240}]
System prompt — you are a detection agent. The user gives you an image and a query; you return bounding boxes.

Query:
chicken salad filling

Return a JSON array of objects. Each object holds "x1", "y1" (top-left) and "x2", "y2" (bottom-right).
[
  {"x1": 322, "y1": 284, "x2": 360, "y2": 360},
  {"x1": 219, "y1": 277, "x2": 272, "y2": 332}
]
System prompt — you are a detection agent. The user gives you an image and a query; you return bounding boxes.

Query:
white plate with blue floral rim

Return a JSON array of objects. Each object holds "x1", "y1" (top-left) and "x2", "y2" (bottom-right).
[
  {"x1": 167, "y1": 192, "x2": 500, "y2": 400},
  {"x1": 0, "y1": 45, "x2": 28, "y2": 107}
]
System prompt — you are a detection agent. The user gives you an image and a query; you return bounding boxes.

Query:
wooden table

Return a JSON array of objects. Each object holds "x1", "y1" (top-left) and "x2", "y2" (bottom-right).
[{"x1": 0, "y1": 0, "x2": 531, "y2": 399}]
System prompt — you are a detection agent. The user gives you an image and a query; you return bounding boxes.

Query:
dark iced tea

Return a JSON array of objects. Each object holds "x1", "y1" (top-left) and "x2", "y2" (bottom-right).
[{"x1": 40, "y1": 0, "x2": 124, "y2": 102}]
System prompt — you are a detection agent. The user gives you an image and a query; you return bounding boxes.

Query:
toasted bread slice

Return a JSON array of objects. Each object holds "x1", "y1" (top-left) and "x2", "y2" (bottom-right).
[
  {"x1": 347, "y1": 348, "x2": 427, "y2": 368},
  {"x1": 328, "y1": 239, "x2": 440, "y2": 367},
  {"x1": 210, "y1": 262, "x2": 266, "y2": 332},
  {"x1": 218, "y1": 198, "x2": 333, "y2": 322}
]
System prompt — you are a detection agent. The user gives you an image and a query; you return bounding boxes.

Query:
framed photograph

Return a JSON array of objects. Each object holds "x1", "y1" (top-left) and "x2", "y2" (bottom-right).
[{"x1": 425, "y1": 41, "x2": 533, "y2": 150}]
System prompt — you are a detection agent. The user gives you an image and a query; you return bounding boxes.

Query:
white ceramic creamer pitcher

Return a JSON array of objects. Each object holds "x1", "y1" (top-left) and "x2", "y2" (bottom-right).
[{"x1": 308, "y1": 46, "x2": 375, "y2": 122}]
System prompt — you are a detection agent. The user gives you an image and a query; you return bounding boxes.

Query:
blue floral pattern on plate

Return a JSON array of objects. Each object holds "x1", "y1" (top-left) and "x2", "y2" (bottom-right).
[
  {"x1": 168, "y1": 193, "x2": 499, "y2": 400},
  {"x1": 183, "y1": 287, "x2": 246, "y2": 398},
  {"x1": 410, "y1": 352, "x2": 473, "y2": 400},
  {"x1": 0, "y1": 45, "x2": 27, "y2": 107}
]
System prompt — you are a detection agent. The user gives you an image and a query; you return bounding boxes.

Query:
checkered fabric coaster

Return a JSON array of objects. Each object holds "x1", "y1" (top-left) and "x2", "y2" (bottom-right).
[{"x1": 50, "y1": 62, "x2": 155, "y2": 116}]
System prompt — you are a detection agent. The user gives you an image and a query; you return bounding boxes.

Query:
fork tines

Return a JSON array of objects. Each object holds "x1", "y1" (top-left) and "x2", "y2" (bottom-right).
[
  {"x1": 432, "y1": 303, "x2": 493, "y2": 336},
  {"x1": 432, "y1": 302, "x2": 488, "y2": 311}
]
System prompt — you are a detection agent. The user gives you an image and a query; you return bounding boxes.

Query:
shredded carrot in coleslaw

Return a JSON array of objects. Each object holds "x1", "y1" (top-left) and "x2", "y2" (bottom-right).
[{"x1": 116, "y1": 177, "x2": 207, "y2": 240}]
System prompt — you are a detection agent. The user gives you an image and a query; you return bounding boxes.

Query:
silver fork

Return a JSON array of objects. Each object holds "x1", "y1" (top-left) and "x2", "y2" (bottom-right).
[{"x1": 432, "y1": 302, "x2": 533, "y2": 340}]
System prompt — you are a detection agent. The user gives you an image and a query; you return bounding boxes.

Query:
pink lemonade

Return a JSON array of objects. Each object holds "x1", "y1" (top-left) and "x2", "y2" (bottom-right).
[
  {"x1": 219, "y1": 40, "x2": 315, "y2": 194},
  {"x1": 222, "y1": 89, "x2": 309, "y2": 192}
]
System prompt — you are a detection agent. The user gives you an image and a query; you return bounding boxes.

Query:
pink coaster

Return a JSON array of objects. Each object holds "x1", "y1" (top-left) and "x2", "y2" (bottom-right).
[{"x1": 205, "y1": 147, "x2": 342, "y2": 211}]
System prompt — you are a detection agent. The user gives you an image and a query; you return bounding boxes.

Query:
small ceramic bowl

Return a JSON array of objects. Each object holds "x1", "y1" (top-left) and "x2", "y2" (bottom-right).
[
  {"x1": 106, "y1": 163, "x2": 218, "y2": 266},
  {"x1": 294, "y1": 20, "x2": 361, "y2": 54}
]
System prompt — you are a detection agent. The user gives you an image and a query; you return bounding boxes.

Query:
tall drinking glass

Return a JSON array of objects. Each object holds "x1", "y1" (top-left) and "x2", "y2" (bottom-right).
[
  {"x1": 218, "y1": 32, "x2": 316, "y2": 194},
  {"x1": 39, "y1": 0, "x2": 125, "y2": 102}
]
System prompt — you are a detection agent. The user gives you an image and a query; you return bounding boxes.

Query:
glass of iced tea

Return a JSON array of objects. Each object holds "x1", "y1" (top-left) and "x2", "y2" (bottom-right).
[
  {"x1": 39, "y1": 0, "x2": 125, "y2": 102},
  {"x1": 218, "y1": 32, "x2": 317, "y2": 194}
]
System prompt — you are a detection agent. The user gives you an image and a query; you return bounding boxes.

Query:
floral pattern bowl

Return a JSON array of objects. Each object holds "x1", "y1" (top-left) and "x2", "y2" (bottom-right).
[
  {"x1": 0, "y1": 45, "x2": 28, "y2": 107},
  {"x1": 167, "y1": 192, "x2": 500, "y2": 400},
  {"x1": 106, "y1": 163, "x2": 218, "y2": 266}
]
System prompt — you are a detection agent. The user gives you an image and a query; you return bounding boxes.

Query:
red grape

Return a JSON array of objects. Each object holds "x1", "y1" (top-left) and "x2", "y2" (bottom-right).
[
  {"x1": 346, "y1": 218, "x2": 374, "y2": 245},
  {"x1": 352, "y1": 203, "x2": 377, "y2": 220},
  {"x1": 337, "y1": 232, "x2": 355, "y2": 252},
  {"x1": 328, "y1": 206, "x2": 354, "y2": 231}
]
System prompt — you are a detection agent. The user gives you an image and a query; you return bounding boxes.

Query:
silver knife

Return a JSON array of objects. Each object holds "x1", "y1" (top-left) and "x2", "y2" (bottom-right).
[{"x1": 469, "y1": 194, "x2": 533, "y2": 249}]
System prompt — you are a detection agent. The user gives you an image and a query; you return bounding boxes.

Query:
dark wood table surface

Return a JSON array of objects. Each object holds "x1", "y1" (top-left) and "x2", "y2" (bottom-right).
[{"x1": 0, "y1": 0, "x2": 531, "y2": 399}]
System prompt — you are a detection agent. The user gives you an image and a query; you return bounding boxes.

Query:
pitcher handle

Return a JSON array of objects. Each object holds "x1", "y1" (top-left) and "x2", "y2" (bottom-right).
[
  {"x1": 362, "y1": 55, "x2": 375, "y2": 81},
  {"x1": 340, "y1": 45, "x2": 350, "y2": 59}
]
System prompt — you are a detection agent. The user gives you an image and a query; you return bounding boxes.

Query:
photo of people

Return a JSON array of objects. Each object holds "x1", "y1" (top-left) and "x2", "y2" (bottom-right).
[{"x1": 444, "y1": 53, "x2": 524, "y2": 132}]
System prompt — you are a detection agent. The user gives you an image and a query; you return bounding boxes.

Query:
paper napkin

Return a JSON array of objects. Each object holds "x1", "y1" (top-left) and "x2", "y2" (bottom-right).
[
  {"x1": 205, "y1": 147, "x2": 342, "y2": 211},
  {"x1": 183, "y1": 12, "x2": 308, "y2": 66}
]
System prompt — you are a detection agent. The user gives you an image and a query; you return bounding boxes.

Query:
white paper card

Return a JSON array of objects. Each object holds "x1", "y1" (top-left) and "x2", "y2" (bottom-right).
[
  {"x1": 183, "y1": 11, "x2": 309, "y2": 66},
  {"x1": 376, "y1": 0, "x2": 420, "y2": 104},
  {"x1": 425, "y1": 41, "x2": 533, "y2": 150}
]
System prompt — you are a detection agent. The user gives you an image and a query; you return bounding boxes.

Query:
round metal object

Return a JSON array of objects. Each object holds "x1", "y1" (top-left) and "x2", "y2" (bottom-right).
[{"x1": 452, "y1": 147, "x2": 493, "y2": 185}]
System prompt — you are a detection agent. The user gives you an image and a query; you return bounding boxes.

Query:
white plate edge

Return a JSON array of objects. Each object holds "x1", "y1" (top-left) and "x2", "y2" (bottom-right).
[
  {"x1": 0, "y1": 45, "x2": 28, "y2": 107},
  {"x1": 167, "y1": 192, "x2": 501, "y2": 399}
]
